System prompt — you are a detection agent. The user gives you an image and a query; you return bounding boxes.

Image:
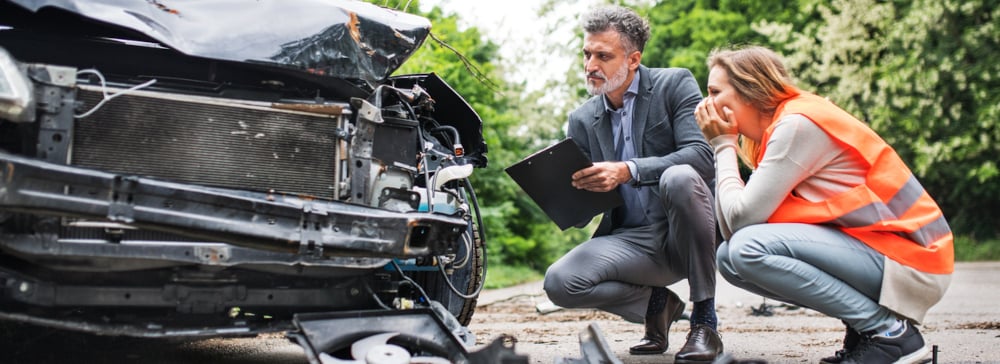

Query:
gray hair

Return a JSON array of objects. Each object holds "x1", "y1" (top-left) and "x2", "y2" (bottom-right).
[{"x1": 581, "y1": 5, "x2": 650, "y2": 53}]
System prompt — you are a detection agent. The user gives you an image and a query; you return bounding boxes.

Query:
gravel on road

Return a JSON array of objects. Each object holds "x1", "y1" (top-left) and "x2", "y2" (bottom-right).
[{"x1": 469, "y1": 261, "x2": 1000, "y2": 363}]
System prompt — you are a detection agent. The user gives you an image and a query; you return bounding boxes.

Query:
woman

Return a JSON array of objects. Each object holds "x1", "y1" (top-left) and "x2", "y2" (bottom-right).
[{"x1": 696, "y1": 45, "x2": 953, "y2": 364}]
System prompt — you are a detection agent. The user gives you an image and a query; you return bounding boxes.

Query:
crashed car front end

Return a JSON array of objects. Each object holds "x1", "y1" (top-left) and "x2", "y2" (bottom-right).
[{"x1": 0, "y1": 0, "x2": 487, "y2": 345}]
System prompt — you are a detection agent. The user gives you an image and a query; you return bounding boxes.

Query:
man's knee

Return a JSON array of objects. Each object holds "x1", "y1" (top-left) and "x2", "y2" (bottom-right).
[
  {"x1": 658, "y1": 164, "x2": 702, "y2": 196},
  {"x1": 544, "y1": 263, "x2": 597, "y2": 308},
  {"x1": 542, "y1": 266, "x2": 573, "y2": 307}
]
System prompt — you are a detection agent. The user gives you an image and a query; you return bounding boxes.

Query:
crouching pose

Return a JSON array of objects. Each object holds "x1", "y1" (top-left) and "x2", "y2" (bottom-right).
[
  {"x1": 697, "y1": 45, "x2": 952, "y2": 364},
  {"x1": 544, "y1": 5, "x2": 722, "y2": 363}
]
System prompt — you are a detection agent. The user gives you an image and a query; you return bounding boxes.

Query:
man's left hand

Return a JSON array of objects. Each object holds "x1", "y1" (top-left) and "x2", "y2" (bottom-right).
[{"x1": 571, "y1": 161, "x2": 631, "y2": 192}]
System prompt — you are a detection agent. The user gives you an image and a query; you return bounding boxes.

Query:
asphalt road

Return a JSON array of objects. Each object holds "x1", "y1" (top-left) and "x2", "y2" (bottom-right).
[
  {"x1": 470, "y1": 261, "x2": 1000, "y2": 363},
  {"x1": 1, "y1": 262, "x2": 997, "y2": 363}
]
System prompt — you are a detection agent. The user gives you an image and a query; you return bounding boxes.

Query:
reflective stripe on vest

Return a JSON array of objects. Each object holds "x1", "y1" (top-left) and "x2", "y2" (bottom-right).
[{"x1": 760, "y1": 93, "x2": 954, "y2": 274}]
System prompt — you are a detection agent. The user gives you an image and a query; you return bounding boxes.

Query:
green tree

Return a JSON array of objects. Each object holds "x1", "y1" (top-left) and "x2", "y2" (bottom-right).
[
  {"x1": 872, "y1": 0, "x2": 1000, "y2": 239},
  {"x1": 642, "y1": 0, "x2": 809, "y2": 86},
  {"x1": 758, "y1": 0, "x2": 1000, "y2": 239},
  {"x1": 377, "y1": 1, "x2": 587, "y2": 271}
]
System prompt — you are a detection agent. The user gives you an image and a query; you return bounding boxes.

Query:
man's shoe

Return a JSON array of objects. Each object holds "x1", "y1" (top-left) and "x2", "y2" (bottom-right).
[
  {"x1": 674, "y1": 324, "x2": 724, "y2": 363},
  {"x1": 839, "y1": 321, "x2": 930, "y2": 364},
  {"x1": 628, "y1": 288, "x2": 685, "y2": 355},
  {"x1": 820, "y1": 321, "x2": 861, "y2": 364}
]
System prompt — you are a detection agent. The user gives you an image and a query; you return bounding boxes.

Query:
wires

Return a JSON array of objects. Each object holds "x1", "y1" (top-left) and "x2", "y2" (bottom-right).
[
  {"x1": 450, "y1": 229, "x2": 473, "y2": 270},
  {"x1": 364, "y1": 280, "x2": 394, "y2": 310},
  {"x1": 75, "y1": 69, "x2": 156, "y2": 119},
  {"x1": 433, "y1": 179, "x2": 487, "y2": 300},
  {"x1": 389, "y1": 259, "x2": 432, "y2": 304},
  {"x1": 436, "y1": 260, "x2": 482, "y2": 300},
  {"x1": 362, "y1": 84, "x2": 487, "y2": 307},
  {"x1": 429, "y1": 125, "x2": 461, "y2": 147},
  {"x1": 386, "y1": 181, "x2": 486, "y2": 302},
  {"x1": 462, "y1": 178, "x2": 488, "y2": 296}
]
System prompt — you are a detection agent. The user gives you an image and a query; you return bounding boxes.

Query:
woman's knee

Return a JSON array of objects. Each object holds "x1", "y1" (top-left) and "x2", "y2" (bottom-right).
[
  {"x1": 722, "y1": 227, "x2": 773, "y2": 276},
  {"x1": 716, "y1": 241, "x2": 738, "y2": 280}
]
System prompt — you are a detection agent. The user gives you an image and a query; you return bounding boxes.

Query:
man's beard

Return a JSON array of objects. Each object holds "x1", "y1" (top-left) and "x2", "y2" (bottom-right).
[{"x1": 585, "y1": 62, "x2": 629, "y2": 96}]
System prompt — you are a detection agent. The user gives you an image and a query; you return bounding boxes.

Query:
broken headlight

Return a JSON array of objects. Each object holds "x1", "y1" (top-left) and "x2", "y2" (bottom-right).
[{"x1": 0, "y1": 47, "x2": 33, "y2": 122}]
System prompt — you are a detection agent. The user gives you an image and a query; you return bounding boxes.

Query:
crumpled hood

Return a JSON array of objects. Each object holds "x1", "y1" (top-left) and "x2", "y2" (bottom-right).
[{"x1": 6, "y1": 0, "x2": 431, "y2": 85}]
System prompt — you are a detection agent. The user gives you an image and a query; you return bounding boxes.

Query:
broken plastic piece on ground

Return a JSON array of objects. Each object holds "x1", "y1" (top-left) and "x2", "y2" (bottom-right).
[
  {"x1": 535, "y1": 299, "x2": 564, "y2": 314},
  {"x1": 553, "y1": 323, "x2": 623, "y2": 364},
  {"x1": 289, "y1": 303, "x2": 528, "y2": 364}
]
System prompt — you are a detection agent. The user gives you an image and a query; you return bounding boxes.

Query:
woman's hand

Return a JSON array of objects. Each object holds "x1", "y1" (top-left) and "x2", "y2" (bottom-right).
[{"x1": 695, "y1": 97, "x2": 738, "y2": 140}]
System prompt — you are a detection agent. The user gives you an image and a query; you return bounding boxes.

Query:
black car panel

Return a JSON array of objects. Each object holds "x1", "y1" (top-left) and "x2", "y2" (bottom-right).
[{"x1": 0, "y1": 0, "x2": 486, "y2": 340}]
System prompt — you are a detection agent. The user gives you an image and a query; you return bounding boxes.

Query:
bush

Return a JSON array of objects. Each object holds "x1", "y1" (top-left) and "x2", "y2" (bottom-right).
[
  {"x1": 482, "y1": 264, "x2": 543, "y2": 289},
  {"x1": 954, "y1": 235, "x2": 1000, "y2": 262}
]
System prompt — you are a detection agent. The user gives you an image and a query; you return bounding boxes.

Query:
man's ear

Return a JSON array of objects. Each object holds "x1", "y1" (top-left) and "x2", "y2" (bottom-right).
[{"x1": 628, "y1": 51, "x2": 642, "y2": 71}]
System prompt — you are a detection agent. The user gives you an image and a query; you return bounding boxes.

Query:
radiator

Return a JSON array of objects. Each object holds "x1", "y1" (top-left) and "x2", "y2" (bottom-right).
[{"x1": 72, "y1": 87, "x2": 348, "y2": 200}]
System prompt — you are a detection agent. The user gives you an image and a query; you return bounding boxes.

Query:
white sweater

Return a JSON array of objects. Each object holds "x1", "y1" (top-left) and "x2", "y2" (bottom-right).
[{"x1": 711, "y1": 114, "x2": 867, "y2": 240}]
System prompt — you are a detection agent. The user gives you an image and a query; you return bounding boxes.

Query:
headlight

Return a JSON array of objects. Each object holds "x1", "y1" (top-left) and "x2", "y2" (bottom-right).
[{"x1": 0, "y1": 47, "x2": 35, "y2": 122}]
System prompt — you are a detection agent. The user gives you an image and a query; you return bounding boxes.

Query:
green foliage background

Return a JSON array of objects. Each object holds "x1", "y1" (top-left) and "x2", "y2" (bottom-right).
[
  {"x1": 373, "y1": 0, "x2": 999, "y2": 285},
  {"x1": 373, "y1": 1, "x2": 592, "y2": 285}
]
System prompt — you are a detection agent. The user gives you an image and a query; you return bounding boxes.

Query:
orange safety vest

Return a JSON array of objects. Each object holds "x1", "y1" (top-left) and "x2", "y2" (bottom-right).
[{"x1": 759, "y1": 93, "x2": 954, "y2": 274}]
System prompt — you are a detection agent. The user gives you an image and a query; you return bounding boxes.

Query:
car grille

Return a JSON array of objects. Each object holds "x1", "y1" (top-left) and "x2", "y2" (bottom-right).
[{"x1": 72, "y1": 88, "x2": 346, "y2": 200}]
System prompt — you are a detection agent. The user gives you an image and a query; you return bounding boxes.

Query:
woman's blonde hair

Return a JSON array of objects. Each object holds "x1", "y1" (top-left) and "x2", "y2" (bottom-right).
[{"x1": 706, "y1": 45, "x2": 799, "y2": 168}]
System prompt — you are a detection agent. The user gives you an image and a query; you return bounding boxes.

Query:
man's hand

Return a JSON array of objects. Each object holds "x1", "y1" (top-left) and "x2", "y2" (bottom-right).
[{"x1": 572, "y1": 161, "x2": 632, "y2": 192}]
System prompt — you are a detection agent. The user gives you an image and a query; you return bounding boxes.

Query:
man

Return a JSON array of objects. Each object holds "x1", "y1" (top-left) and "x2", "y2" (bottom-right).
[{"x1": 542, "y1": 5, "x2": 722, "y2": 363}]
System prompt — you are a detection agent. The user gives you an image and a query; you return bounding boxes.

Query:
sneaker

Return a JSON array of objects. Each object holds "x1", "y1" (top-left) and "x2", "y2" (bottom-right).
[
  {"x1": 839, "y1": 321, "x2": 930, "y2": 364},
  {"x1": 820, "y1": 322, "x2": 861, "y2": 364}
]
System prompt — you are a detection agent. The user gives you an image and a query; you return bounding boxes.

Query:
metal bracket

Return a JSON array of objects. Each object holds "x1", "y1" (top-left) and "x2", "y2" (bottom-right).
[
  {"x1": 299, "y1": 203, "x2": 327, "y2": 258},
  {"x1": 107, "y1": 175, "x2": 138, "y2": 223},
  {"x1": 377, "y1": 187, "x2": 420, "y2": 211},
  {"x1": 29, "y1": 64, "x2": 78, "y2": 165},
  {"x1": 348, "y1": 99, "x2": 379, "y2": 205}
]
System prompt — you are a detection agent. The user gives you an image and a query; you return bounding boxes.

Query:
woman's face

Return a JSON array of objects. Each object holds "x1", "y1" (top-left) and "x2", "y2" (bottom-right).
[{"x1": 706, "y1": 65, "x2": 766, "y2": 142}]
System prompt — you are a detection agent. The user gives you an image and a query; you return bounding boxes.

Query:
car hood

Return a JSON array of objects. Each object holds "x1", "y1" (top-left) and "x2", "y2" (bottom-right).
[{"x1": 5, "y1": 0, "x2": 431, "y2": 85}]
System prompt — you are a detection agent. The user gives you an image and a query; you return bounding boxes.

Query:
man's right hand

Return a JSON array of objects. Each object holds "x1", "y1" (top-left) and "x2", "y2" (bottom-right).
[{"x1": 571, "y1": 161, "x2": 631, "y2": 192}]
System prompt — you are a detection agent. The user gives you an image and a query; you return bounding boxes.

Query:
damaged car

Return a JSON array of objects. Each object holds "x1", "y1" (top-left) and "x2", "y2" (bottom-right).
[{"x1": 0, "y1": 0, "x2": 508, "y2": 362}]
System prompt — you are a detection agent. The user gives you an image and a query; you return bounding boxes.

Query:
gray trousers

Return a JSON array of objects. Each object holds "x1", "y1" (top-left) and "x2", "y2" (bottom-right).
[
  {"x1": 717, "y1": 223, "x2": 896, "y2": 333},
  {"x1": 543, "y1": 165, "x2": 717, "y2": 323}
]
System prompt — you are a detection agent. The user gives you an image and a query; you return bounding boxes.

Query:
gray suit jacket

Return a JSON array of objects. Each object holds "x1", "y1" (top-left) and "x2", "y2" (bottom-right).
[{"x1": 566, "y1": 65, "x2": 714, "y2": 236}]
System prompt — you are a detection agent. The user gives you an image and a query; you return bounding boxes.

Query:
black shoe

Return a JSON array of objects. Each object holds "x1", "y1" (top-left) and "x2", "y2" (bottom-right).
[
  {"x1": 839, "y1": 321, "x2": 930, "y2": 364},
  {"x1": 628, "y1": 288, "x2": 685, "y2": 355},
  {"x1": 674, "y1": 324, "x2": 724, "y2": 363},
  {"x1": 820, "y1": 321, "x2": 861, "y2": 364}
]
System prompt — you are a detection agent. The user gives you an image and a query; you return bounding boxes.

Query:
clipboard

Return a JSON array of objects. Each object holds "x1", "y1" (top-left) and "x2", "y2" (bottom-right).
[{"x1": 504, "y1": 138, "x2": 623, "y2": 230}]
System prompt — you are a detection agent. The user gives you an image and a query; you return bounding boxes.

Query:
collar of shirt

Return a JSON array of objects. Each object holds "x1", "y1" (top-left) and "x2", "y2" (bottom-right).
[
  {"x1": 602, "y1": 72, "x2": 640, "y2": 113},
  {"x1": 604, "y1": 72, "x2": 640, "y2": 156},
  {"x1": 601, "y1": 72, "x2": 646, "y2": 225}
]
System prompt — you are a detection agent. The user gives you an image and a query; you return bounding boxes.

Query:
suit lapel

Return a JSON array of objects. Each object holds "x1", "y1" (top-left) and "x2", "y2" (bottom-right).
[
  {"x1": 591, "y1": 103, "x2": 615, "y2": 161},
  {"x1": 631, "y1": 66, "x2": 653, "y2": 158}
]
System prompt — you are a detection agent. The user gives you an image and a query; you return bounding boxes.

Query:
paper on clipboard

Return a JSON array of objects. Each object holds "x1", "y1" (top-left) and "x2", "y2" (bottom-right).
[{"x1": 504, "y1": 138, "x2": 623, "y2": 230}]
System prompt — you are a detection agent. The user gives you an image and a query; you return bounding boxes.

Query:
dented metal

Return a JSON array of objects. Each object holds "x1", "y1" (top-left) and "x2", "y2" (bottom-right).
[
  {"x1": 0, "y1": 0, "x2": 490, "y2": 359},
  {"x1": 3, "y1": 0, "x2": 430, "y2": 85},
  {"x1": 0, "y1": 151, "x2": 466, "y2": 258}
]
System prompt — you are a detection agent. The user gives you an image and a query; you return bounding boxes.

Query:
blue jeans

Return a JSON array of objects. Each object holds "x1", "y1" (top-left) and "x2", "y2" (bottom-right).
[{"x1": 717, "y1": 223, "x2": 896, "y2": 333}]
